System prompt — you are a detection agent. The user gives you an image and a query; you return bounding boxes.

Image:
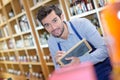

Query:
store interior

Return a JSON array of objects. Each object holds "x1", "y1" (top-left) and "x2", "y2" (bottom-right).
[{"x1": 0, "y1": 0, "x2": 120, "y2": 80}]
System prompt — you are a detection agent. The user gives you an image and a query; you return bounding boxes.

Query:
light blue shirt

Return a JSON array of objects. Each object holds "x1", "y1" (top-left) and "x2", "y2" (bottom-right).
[{"x1": 48, "y1": 18, "x2": 108, "y2": 69}]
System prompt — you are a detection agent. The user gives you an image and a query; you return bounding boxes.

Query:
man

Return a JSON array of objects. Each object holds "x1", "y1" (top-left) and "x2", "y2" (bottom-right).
[{"x1": 37, "y1": 5, "x2": 112, "y2": 80}]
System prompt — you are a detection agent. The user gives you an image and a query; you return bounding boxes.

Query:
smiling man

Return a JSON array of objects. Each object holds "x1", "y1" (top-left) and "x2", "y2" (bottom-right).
[{"x1": 37, "y1": 5, "x2": 112, "y2": 80}]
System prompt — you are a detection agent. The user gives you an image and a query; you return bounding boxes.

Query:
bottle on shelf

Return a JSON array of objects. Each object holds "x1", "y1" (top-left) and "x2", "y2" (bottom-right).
[
  {"x1": 39, "y1": 32, "x2": 50, "y2": 45},
  {"x1": 86, "y1": 0, "x2": 94, "y2": 10},
  {"x1": 98, "y1": 0, "x2": 108, "y2": 7},
  {"x1": 26, "y1": 64, "x2": 32, "y2": 80},
  {"x1": 0, "y1": 29, "x2": 4, "y2": 38},
  {"x1": 14, "y1": 24, "x2": 21, "y2": 34},
  {"x1": 8, "y1": 9, "x2": 15, "y2": 18},
  {"x1": 69, "y1": 0, "x2": 95, "y2": 16},
  {"x1": 19, "y1": 15, "x2": 30, "y2": 32}
]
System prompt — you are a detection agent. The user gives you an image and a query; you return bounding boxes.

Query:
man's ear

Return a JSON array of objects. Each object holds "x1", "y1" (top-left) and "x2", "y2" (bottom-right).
[{"x1": 60, "y1": 13, "x2": 64, "y2": 21}]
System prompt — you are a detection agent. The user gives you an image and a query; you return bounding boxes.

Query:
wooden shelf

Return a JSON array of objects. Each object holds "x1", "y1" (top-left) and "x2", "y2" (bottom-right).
[
  {"x1": 0, "y1": 36, "x2": 11, "y2": 41},
  {"x1": 20, "y1": 30, "x2": 31, "y2": 35},
  {"x1": 0, "y1": 72, "x2": 25, "y2": 80},
  {"x1": 21, "y1": 62, "x2": 41, "y2": 65},
  {"x1": 8, "y1": 16, "x2": 16, "y2": 22},
  {"x1": 12, "y1": 33, "x2": 22, "y2": 37},
  {"x1": 30, "y1": 0, "x2": 52, "y2": 11},
  {"x1": 0, "y1": 22, "x2": 7, "y2": 28},
  {"x1": 25, "y1": 46, "x2": 36, "y2": 50},
  {"x1": 70, "y1": 9, "x2": 96, "y2": 19},
  {"x1": 2, "y1": 0, "x2": 11, "y2": 6},
  {"x1": 16, "y1": 11, "x2": 26, "y2": 18},
  {"x1": 46, "y1": 62, "x2": 54, "y2": 66},
  {"x1": 0, "y1": 61, "x2": 4, "y2": 63},
  {"x1": 0, "y1": 49, "x2": 15, "y2": 53},
  {"x1": 15, "y1": 48, "x2": 25, "y2": 51},
  {"x1": 36, "y1": 26, "x2": 44, "y2": 30},
  {"x1": 4, "y1": 61, "x2": 19, "y2": 64},
  {"x1": 41, "y1": 44, "x2": 49, "y2": 48}
]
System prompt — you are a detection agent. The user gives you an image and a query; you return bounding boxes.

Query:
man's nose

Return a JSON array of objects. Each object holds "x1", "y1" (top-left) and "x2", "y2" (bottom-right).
[{"x1": 50, "y1": 23, "x2": 56, "y2": 30}]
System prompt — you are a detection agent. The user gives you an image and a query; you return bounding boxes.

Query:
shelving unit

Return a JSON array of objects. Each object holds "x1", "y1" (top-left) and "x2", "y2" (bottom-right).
[
  {"x1": 64, "y1": 0, "x2": 109, "y2": 36},
  {"x1": 0, "y1": 0, "x2": 112, "y2": 80},
  {"x1": 0, "y1": 0, "x2": 48, "y2": 80},
  {"x1": 26, "y1": 0, "x2": 67, "y2": 77}
]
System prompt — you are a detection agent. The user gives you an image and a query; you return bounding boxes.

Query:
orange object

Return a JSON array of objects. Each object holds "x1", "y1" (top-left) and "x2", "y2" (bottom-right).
[
  {"x1": 101, "y1": 1, "x2": 120, "y2": 65},
  {"x1": 100, "y1": 1, "x2": 120, "y2": 80}
]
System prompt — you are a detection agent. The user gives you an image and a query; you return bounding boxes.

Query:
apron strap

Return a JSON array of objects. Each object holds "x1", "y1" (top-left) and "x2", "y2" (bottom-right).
[{"x1": 69, "y1": 21, "x2": 83, "y2": 40}]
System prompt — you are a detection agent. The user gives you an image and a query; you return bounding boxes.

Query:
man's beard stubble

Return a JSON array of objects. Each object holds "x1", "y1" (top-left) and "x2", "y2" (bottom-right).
[{"x1": 52, "y1": 26, "x2": 64, "y2": 38}]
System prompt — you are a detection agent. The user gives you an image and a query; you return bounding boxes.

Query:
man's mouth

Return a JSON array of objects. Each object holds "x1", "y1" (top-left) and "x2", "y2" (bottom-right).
[{"x1": 52, "y1": 28, "x2": 60, "y2": 34}]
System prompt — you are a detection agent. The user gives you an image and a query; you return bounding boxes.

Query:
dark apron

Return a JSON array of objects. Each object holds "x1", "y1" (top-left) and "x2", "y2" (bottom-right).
[{"x1": 57, "y1": 21, "x2": 112, "y2": 80}]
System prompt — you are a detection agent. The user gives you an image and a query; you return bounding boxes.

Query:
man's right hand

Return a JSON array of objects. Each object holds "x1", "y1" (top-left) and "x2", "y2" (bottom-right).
[{"x1": 55, "y1": 51, "x2": 65, "y2": 64}]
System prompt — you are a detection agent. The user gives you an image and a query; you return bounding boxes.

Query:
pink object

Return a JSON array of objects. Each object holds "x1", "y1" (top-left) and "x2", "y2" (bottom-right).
[{"x1": 48, "y1": 62, "x2": 97, "y2": 80}]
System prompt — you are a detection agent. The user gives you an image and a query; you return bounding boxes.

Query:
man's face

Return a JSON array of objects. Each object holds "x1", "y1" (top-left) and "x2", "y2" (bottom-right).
[{"x1": 41, "y1": 11, "x2": 64, "y2": 38}]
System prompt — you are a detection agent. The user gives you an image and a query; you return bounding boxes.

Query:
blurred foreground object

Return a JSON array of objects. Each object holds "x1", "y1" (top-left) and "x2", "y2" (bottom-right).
[
  {"x1": 48, "y1": 62, "x2": 96, "y2": 80},
  {"x1": 100, "y1": 1, "x2": 120, "y2": 80}
]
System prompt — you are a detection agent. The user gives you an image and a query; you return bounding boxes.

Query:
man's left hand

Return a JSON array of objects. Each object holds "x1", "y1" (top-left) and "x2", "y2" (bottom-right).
[{"x1": 61, "y1": 57, "x2": 80, "y2": 67}]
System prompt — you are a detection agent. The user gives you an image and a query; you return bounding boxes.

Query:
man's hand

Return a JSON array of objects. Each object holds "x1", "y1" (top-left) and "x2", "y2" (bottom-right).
[
  {"x1": 55, "y1": 51, "x2": 65, "y2": 64},
  {"x1": 62, "y1": 57, "x2": 80, "y2": 67}
]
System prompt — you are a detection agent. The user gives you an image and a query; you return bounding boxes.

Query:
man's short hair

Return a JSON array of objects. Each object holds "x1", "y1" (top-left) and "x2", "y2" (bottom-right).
[{"x1": 37, "y1": 5, "x2": 62, "y2": 23}]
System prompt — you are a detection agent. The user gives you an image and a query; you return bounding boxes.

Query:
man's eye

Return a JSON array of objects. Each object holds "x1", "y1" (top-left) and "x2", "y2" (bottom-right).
[
  {"x1": 44, "y1": 24, "x2": 50, "y2": 28},
  {"x1": 53, "y1": 18, "x2": 57, "y2": 23}
]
